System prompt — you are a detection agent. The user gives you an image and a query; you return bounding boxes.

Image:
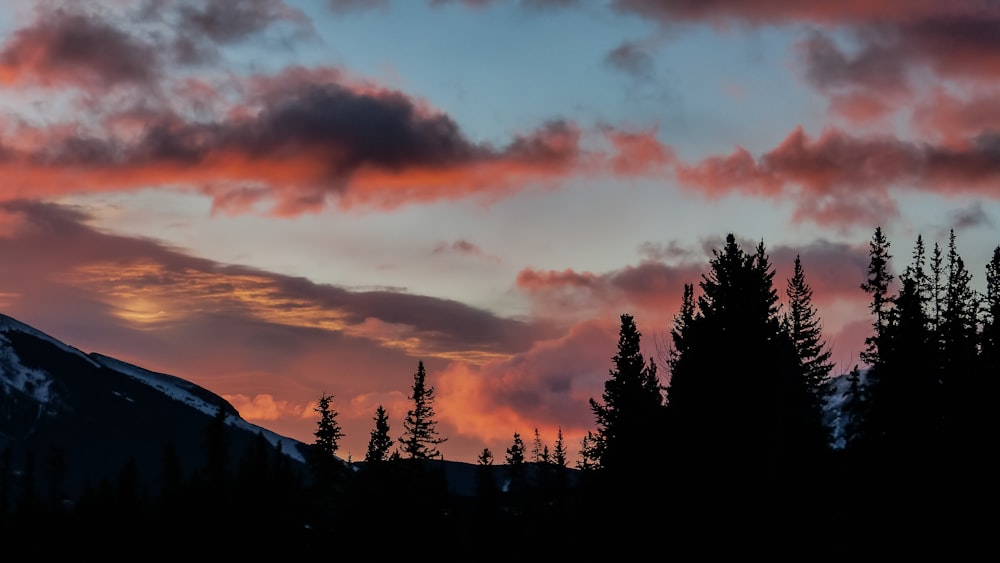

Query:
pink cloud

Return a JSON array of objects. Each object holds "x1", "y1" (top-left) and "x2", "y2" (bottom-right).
[{"x1": 675, "y1": 125, "x2": 1000, "y2": 227}]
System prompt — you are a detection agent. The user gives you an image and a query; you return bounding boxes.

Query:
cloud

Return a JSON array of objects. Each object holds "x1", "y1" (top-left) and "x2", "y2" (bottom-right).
[
  {"x1": 912, "y1": 88, "x2": 1000, "y2": 147},
  {"x1": 0, "y1": 199, "x2": 574, "y2": 461},
  {"x1": 605, "y1": 41, "x2": 655, "y2": 79},
  {"x1": 0, "y1": 59, "x2": 684, "y2": 216},
  {"x1": 437, "y1": 317, "x2": 624, "y2": 462},
  {"x1": 603, "y1": 126, "x2": 675, "y2": 176},
  {"x1": 0, "y1": 200, "x2": 548, "y2": 363},
  {"x1": 614, "y1": 1, "x2": 1000, "y2": 137},
  {"x1": 0, "y1": 6, "x2": 162, "y2": 89},
  {"x1": 0, "y1": 1, "x2": 312, "y2": 90},
  {"x1": 674, "y1": 125, "x2": 1000, "y2": 227},
  {"x1": 223, "y1": 393, "x2": 312, "y2": 421},
  {"x1": 950, "y1": 201, "x2": 993, "y2": 230},
  {"x1": 0, "y1": 67, "x2": 591, "y2": 215},
  {"x1": 174, "y1": 0, "x2": 311, "y2": 44}
]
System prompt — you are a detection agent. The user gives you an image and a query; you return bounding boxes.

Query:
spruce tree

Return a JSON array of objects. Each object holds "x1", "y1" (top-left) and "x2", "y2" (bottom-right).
[
  {"x1": 313, "y1": 393, "x2": 344, "y2": 458},
  {"x1": 940, "y1": 229, "x2": 979, "y2": 375},
  {"x1": 398, "y1": 361, "x2": 447, "y2": 460},
  {"x1": 576, "y1": 432, "x2": 600, "y2": 471},
  {"x1": 665, "y1": 234, "x2": 830, "y2": 510},
  {"x1": 505, "y1": 433, "x2": 526, "y2": 465},
  {"x1": 365, "y1": 404, "x2": 393, "y2": 463},
  {"x1": 589, "y1": 313, "x2": 664, "y2": 474},
  {"x1": 860, "y1": 226, "x2": 894, "y2": 366},
  {"x1": 552, "y1": 427, "x2": 568, "y2": 468},
  {"x1": 785, "y1": 254, "x2": 834, "y2": 393},
  {"x1": 531, "y1": 428, "x2": 549, "y2": 463}
]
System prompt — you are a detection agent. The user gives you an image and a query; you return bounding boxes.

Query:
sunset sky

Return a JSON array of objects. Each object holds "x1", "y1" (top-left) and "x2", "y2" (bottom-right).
[{"x1": 1, "y1": 0, "x2": 998, "y2": 464}]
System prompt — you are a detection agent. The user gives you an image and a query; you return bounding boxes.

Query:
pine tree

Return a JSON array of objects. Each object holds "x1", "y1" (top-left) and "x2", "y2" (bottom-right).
[
  {"x1": 940, "y1": 229, "x2": 979, "y2": 374},
  {"x1": 531, "y1": 428, "x2": 545, "y2": 463},
  {"x1": 665, "y1": 234, "x2": 830, "y2": 507},
  {"x1": 477, "y1": 448, "x2": 494, "y2": 465},
  {"x1": 785, "y1": 254, "x2": 834, "y2": 393},
  {"x1": 398, "y1": 361, "x2": 447, "y2": 460},
  {"x1": 552, "y1": 427, "x2": 568, "y2": 468},
  {"x1": 576, "y1": 431, "x2": 600, "y2": 471},
  {"x1": 365, "y1": 404, "x2": 393, "y2": 463},
  {"x1": 505, "y1": 433, "x2": 526, "y2": 465},
  {"x1": 860, "y1": 227, "x2": 894, "y2": 366},
  {"x1": 313, "y1": 393, "x2": 344, "y2": 458},
  {"x1": 589, "y1": 313, "x2": 664, "y2": 473}
]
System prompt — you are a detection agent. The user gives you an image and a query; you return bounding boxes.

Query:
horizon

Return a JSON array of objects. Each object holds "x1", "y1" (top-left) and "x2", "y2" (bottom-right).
[{"x1": 1, "y1": 0, "x2": 998, "y2": 465}]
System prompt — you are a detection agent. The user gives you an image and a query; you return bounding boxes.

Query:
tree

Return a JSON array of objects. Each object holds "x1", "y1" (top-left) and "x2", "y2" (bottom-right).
[
  {"x1": 940, "y1": 229, "x2": 979, "y2": 375},
  {"x1": 576, "y1": 431, "x2": 600, "y2": 471},
  {"x1": 531, "y1": 428, "x2": 548, "y2": 464},
  {"x1": 398, "y1": 361, "x2": 446, "y2": 460},
  {"x1": 589, "y1": 313, "x2": 664, "y2": 473},
  {"x1": 313, "y1": 393, "x2": 344, "y2": 459},
  {"x1": 784, "y1": 254, "x2": 834, "y2": 394},
  {"x1": 552, "y1": 427, "x2": 568, "y2": 468},
  {"x1": 665, "y1": 234, "x2": 830, "y2": 508},
  {"x1": 860, "y1": 226, "x2": 894, "y2": 366},
  {"x1": 505, "y1": 433, "x2": 525, "y2": 465},
  {"x1": 365, "y1": 404, "x2": 393, "y2": 463}
]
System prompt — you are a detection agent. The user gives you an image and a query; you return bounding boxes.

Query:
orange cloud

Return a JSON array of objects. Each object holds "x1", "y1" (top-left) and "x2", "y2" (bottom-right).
[
  {"x1": 604, "y1": 127, "x2": 675, "y2": 177},
  {"x1": 674, "y1": 125, "x2": 1000, "y2": 227},
  {"x1": 436, "y1": 318, "x2": 624, "y2": 463},
  {"x1": 224, "y1": 393, "x2": 313, "y2": 421},
  {"x1": 0, "y1": 71, "x2": 595, "y2": 215}
]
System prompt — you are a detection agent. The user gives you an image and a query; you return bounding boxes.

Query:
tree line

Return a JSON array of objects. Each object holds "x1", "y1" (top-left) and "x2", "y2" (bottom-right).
[{"x1": 1, "y1": 227, "x2": 996, "y2": 552}]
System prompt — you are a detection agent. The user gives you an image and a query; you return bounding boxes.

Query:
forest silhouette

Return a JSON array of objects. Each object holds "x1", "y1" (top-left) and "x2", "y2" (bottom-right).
[{"x1": 1, "y1": 227, "x2": 996, "y2": 555}]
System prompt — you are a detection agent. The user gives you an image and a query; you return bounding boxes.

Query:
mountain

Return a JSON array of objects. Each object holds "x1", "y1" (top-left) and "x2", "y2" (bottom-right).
[{"x1": 0, "y1": 312, "x2": 310, "y2": 502}]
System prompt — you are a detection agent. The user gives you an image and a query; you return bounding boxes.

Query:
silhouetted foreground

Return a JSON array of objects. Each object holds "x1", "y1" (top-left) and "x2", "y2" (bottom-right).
[{"x1": 1, "y1": 228, "x2": 996, "y2": 555}]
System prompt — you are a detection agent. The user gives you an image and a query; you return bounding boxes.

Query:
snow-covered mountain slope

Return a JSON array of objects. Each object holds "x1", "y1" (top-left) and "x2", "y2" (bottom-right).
[{"x1": 0, "y1": 313, "x2": 309, "y2": 496}]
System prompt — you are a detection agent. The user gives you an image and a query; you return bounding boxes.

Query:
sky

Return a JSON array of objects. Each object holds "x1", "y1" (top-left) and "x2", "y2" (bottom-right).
[{"x1": 0, "y1": 0, "x2": 998, "y2": 465}]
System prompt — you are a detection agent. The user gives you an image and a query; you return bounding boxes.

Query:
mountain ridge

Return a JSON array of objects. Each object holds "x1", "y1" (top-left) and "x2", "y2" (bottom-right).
[{"x1": 0, "y1": 312, "x2": 311, "y2": 499}]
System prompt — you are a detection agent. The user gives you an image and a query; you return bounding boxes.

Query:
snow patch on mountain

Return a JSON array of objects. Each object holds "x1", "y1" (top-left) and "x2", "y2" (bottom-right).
[
  {"x1": 0, "y1": 332, "x2": 53, "y2": 405},
  {"x1": 0, "y1": 314, "x2": 100, "y2": 368},
  {"x1": 90, "y1": 353, "x2": 307, "y2": 463}
]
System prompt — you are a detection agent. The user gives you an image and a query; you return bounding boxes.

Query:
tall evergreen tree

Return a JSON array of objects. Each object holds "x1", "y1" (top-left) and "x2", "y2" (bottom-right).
[
  {"x1": 313, "y1": 393, "x2": 344, "y2": 458},
  {"x1": 940, "y1": 229, "x2": 979, "y2": 375},
  {"x1": 576, "y1": 432, "x2": 600, "y2": 471},
  {"x1": 860, "y1": 227, "x2": 894, "y2": 366},
  {"x1": 398, "y1": 361, "x2": 447, "y2": 460},
  {"x1": 505, "y1": 433, "x2": 526, "y2": 465},
  {"x1": 665, "y1": 234, "x2": 830, "y2": 511},
  {"x1": 589, "y1": 313, "x2": 664, "y2": 474},
  {"x1": 552, "y1": 427, "x2": 568, "y2": 468},
  {"x1": 365, "y1": 404, "x2": 393, "y2": 463},
  {"x1": 784, "y1": 254, "x2": 834, "y2": 393},
  {"x1": 531, "y1": 428, "x2": 545, "y2": 464}
]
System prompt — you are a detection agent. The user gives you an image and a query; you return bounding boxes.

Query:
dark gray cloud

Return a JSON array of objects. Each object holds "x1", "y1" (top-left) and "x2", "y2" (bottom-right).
[
  {"x1": 605, "y1": 41, "x2": 655, "y2": 79},
  {"x1": 950, "y1": 201, "x2": 993, "y2": 230},
  {"x1": 0, "y1": 7, "x2": 162, "y2": 88}
]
